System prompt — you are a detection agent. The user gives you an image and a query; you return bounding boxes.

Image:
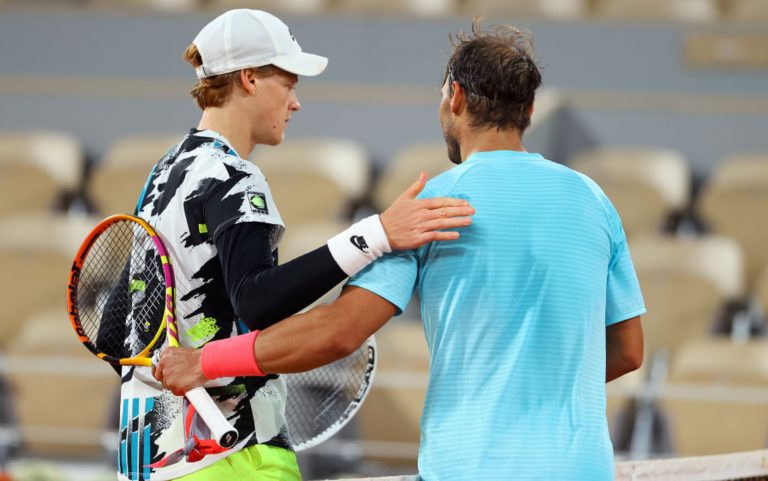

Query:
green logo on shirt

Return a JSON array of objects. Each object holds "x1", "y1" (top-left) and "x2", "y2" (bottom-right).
[
  {"x1": 251, "y1": 195, "x2": 265, "y2": 209},
  {"x1": 248, "y1": 191, "x2": 268, "y2": 214}
]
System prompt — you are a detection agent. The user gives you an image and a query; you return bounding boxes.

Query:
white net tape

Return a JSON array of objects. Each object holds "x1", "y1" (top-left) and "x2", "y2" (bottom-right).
[
  {"x1": 615, "y1": 450, "x2": 768, "y2": 481},
  {"x1": 318, "y1": 450, "x2": 768, "y2": 481}
]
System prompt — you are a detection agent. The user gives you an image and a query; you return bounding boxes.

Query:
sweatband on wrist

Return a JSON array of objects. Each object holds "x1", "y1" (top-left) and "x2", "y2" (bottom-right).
[
  {"x1": 326, "y1": 214, "x2": 392, "y2": 277},
  {"x1": 201, "y1": 330, "x2": 265, "y2": 379}
]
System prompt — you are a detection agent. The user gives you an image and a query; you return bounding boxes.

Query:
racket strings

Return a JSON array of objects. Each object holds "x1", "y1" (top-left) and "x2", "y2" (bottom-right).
[
  {"x1": 285, "y1": 343, "x2": 372, "y2": 448},
  {"x1": 76, "y1": 221, "x2": 166, "y2": 359}
]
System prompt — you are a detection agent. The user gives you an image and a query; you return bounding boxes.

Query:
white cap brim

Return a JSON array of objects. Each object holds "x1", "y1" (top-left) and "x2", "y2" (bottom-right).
[{"x1": 271, "y1": 51, "x2": 328, "y2": 77}]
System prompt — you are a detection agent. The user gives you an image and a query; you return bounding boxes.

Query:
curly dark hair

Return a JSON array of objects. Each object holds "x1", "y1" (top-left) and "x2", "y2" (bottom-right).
[{"x1": 445, "y1": 18, "x2": 542, "y2": 132}]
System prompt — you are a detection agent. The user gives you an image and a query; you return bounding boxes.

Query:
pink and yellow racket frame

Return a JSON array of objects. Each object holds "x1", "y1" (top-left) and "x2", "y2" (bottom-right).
[
  {"x1": 66, "y1": 213, "x2": 239, "y2": 448},
  {"x1": 66, "y1": 214, "x2": 178, "y2": 365}
]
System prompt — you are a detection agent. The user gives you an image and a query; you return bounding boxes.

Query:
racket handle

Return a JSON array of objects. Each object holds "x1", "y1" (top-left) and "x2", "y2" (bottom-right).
[{"x1": 185, "y1": 386, "x2": 239, "y2": 448}]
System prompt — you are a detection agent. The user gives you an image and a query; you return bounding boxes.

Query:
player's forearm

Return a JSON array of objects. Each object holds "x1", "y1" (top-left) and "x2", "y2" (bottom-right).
[
  {"x1": 194, "y1": 304, "x2": 358, "y2": 381},
  {"x1": 606, "y1": 348, "x2": 641, "y2": 382},
  {"x1": 155, "y1": 287, "x2": 394, "y2": 393},
  {"x1": 255, "y1": 303, "x2": 364, "y2": 373},
  {"x1": 255, "y1": 287, "x2": 395, "y2": 372},
  {"x1": 254, "y1": 286, "x2": 396, "y2": 373},
  {"x1": 214, "y1": 222, "x2": 347, "y2": 331},
  {"x1": 208, "y1": 287, "x2": 394, "y2": 376},
  {"x1": 605, "y1": 316, "x2": 644, "y2": 382},
  {"x1": 233, "y1": 245, "x2": 347, "y2": 331}
]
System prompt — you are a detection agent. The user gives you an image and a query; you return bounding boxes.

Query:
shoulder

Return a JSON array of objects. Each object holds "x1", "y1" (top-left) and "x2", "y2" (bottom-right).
[
  {"x1": 187, "y1": 144, "x2": 262, "y2": 181},
  {"x1": 539, "y1": 160, "x2": 618, "y2": 216},
  {"x1": 418, "y1": 163, "x2": 476, "y2": 199},
  {"x1": 558, "y1": 163, "x2": 624, "y2": 237}
]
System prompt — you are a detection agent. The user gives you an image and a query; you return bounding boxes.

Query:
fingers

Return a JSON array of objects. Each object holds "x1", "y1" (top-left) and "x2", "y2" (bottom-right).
[
  {"x1": 411, "y1": 230, "x2": 460, "y2": 246},
  {"x1": 427, "y1": 231, "x2": 461, "y2": 242},
  {"x1": 155, "y1": 361, "x2": 184, "y2": 396},
  {"x1": 419, "y1": 196, "x2": 471, "y2": 209},
  {"x1": 159, "y1": 347, "x2": 174, "y2": 360},
  {"x1": 424, "y1": 216, "x2": 473, "y2": 231},
  {"x1": 153, "y1": 360, "x2": 164, "y2": 383},
  {"x1": 402, "y1": 172, "x2": 428, "y2": 199},
  {"x1": 406, "y1": 217, "x2": 470, "y2": 247},
  {"x1": 414, "y1": 218, "x2": 470, "y2": 242},
  {"x1": 153, "y1": 347, "x2": 173, "y2": 382},
  {"x1": 423, "y1": 206, "x2": 475, "y2": 220}
]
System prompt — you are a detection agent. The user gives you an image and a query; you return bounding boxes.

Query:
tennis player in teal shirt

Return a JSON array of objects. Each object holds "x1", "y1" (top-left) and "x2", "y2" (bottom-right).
[
  {"x1": 156, "y1": 19, "x2": 645, "y2": 481},
  {"x1": 346, "y1": 144, "x2": 645, "y2": 480}
]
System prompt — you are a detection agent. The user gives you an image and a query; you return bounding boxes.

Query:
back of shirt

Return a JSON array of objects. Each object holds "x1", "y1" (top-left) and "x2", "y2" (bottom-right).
[{"x1": 349, "y1": 150, "x2": 645, "y2": 481}]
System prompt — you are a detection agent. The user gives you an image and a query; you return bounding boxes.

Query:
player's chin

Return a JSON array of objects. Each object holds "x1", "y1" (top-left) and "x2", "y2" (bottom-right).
[{"x1": 265, "y1": 132, "x2": 285, "y2": 146}]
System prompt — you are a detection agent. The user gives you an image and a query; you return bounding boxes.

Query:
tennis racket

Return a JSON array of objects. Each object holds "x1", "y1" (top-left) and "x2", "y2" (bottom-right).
[
  {"x1": 66, "y1": 214, "x2": 238, "y2": 449},
  {"x1": 285, "y1": 336, "x2": 376, "y2": 451}
]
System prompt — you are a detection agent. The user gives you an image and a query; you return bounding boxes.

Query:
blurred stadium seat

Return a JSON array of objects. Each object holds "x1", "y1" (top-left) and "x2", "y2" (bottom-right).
[
  {"x1": 253, "y1": 138, "x2": 371, "y2": 226},
  {"x1": 754, "y1": 267, "x2": 768, "y2": 325},
  {"x1": 278, "y1": 221, "x2": 348, "y2": 264},
  {"x1": 463, "y1": 0, "x2": 589, "y2": 20},
  {"x1": 725, "y1": 0, "x2": 768, "y2": 20},
  {"x1": 372, "y1": 143, "x2": 451, "y2": 212},
  {"x1": 88, "y1": 134, "x2": 182, "y2": 215},
  {"x1": 569, "y1": 148, "x2": 691, "y2": 238},
  {"x1": 660, "y1": 337, "x2": 768, "y2": 456},
  {"x1": 335, "y1": 0, "x2": 458, "y2": 17},
  {"x1": 593, "y1": 0, "x2": 721, "y2": 22},
  {"x1": 88, "y1": 0, "x2": 202, "y2": 11},
  {"x1": 697, "y1": 153, "x2": 768, "y2": 289},
  {"x1": 630, "y1": 234, "x2": 744, "y2": 358},
  {"x1": 2, "y1": 309, "x2": 119, "y2": 457},
  {"x1": 356, "y1": 320, "x2": 428, "y2": 468},
  {"x1": 0, "y1": 213, "x2": 97, "y2": 349},
  {"x1": 606, "y1": 361, "x2": 647, "y2": 449},
  {"x1": 684, "y1": 32, "x2": 768, "y2": 70},
  {"x1": 669, "y1": 337, "x2": 768, "y2": 385},
  {"x1": 207, "y1": 0, "x2": 329, "y2": 15},
  {"x1": 0, "y1": 131, "x2": 84, "y2": 219},
  {"x1": 278, "y1": 220, "x2": 348, "y2": 307}
]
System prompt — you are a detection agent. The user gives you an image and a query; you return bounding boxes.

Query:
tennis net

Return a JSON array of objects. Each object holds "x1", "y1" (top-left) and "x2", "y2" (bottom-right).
[{"x1": 317, "y1": 449, "x2": 768, "y2": 481}]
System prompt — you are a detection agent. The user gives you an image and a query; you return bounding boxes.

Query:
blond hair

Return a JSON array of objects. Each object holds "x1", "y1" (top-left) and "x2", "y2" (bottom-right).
[{"x1": 183, "y1": 43, "x2": 280, "y2": 110}]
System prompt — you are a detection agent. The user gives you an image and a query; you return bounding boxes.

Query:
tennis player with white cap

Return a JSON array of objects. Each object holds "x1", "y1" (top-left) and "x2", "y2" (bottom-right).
[
  {"x1": 116, "y1": 9, "x2": 473, "y2": 481},
  {"x1": 192, "y1": 9, "x2": 327, "y2": 79}
]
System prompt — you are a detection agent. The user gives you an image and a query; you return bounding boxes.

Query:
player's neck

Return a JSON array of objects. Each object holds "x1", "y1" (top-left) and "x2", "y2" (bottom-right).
[
  {"x1": 198, "y1": 107, "x2": 256, "y2": 159},
  {"x1": 459, "y1": 127, "x2": 526, "y2": 162}
]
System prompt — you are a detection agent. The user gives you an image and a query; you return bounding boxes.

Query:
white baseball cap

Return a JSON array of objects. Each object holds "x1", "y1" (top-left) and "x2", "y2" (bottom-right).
[{"x1": 192, "y1": 9, "x2": 328, "y2": 79}]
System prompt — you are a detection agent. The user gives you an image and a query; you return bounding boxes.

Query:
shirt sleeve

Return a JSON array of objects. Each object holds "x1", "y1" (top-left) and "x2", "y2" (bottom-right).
[
  {"x1": 212, "y1": 219, "x2": 346, "y2": 332},
  {"x1": 347, "y1": 175, "x2": 456, "y2": 313},
  {"x1": 204, "y1": 163, "x2": 285, "y2": 250},
  {"x1": 347, "y1": 249, "x2": 419, "y2": 315},
  {"x1": 605, "y1": 202, "x2": 646, "y2": 326},
  {"x1": 202, "y1": 160, "x2": 346, "y2": 330}
]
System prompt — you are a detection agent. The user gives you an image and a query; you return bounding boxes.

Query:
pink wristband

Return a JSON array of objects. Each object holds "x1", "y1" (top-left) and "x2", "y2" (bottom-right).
[{"x1": 200, "y1": 330, "x2": 265, "y2": 379}]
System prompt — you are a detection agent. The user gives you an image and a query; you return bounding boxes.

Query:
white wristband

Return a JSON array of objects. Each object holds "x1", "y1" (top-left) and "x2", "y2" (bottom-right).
[{"x1": 327, "y1": 214, "x2": 392, "y2": 277}]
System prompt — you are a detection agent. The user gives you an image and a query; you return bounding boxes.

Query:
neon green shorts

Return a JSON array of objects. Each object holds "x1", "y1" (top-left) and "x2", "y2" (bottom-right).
[{"x1": 176, "y1": 444, "x2": 301, "y2": 481}]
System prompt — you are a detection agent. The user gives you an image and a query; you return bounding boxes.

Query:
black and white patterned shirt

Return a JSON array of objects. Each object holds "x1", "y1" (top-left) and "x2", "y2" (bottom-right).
[{"x1": 117, "y1": 129, "x2": 292, "y2": 481}]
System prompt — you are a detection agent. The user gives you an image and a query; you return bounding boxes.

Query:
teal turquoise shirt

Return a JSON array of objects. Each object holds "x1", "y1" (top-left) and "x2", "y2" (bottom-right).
[{"x1": 349, "y1": 150, "x2": 645, "y2": 480}]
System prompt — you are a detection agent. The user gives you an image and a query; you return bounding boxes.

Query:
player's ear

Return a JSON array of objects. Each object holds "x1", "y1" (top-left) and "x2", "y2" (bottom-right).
[
  {"x1": 449, "y1": 81, "x2": 465, "y2": 115},
  {"x1": 239, "y1": 69, "x2": 257, "y2": 95}
]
